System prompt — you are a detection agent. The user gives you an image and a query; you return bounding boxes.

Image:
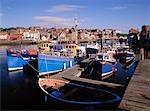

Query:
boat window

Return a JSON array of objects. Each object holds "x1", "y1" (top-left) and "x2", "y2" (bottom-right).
[
  {"x1": 66, "y1": 46, "x2": 68, "y2": 48},
  {"x1": 47, "y1": 44, "x2": 48, "y2": 47},
  {"x1": 69, "y1": 46, "x2": 71, "y2": 48}
]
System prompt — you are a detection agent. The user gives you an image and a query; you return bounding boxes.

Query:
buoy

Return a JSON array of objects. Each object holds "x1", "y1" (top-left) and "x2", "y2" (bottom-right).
[{"x1": 112, "y1": 68, "x2": 117, "y2": 72}]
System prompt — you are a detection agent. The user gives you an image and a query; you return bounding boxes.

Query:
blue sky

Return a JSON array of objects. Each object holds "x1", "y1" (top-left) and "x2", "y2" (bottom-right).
[{"x1": 0, "y1": 0, "x2": 150, "y2": 32}]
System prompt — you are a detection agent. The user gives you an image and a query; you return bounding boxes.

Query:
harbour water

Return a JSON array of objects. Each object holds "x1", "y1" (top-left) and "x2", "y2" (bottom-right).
[{"x1": 0, "y1": 45, "x2": 137, "y2": 110}]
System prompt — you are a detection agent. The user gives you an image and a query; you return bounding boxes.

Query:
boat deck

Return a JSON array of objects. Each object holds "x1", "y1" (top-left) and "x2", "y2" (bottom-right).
[
  {"x1": 47, "y1": 65, "x2": 82, "y2": 80},
  {"x1": 119, "y1": 59, "x2": 150, "y2": 110}
]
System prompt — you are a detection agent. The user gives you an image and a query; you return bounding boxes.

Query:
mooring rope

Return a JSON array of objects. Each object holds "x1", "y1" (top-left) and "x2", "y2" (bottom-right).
[{"x1": 19, "y1": 55, "x2": 40, "y2": 73}]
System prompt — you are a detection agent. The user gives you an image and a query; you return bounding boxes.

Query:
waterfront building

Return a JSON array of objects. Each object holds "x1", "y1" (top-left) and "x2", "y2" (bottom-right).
[
  {"x1": 0, "y1": 32, "x2": 8, "y2": 40},
  {"x1": 102, "y1": 29, "x2": 117, "y2": 38},
  {"x1": 8, "y1": 34, "x2": 22, "y2": 41},
  {"x1": 22, "y1": 31, "x2": 40, "y2": 42},
  {"x1": 0, "y1": 32, "x2": 22, "y2": 41}
]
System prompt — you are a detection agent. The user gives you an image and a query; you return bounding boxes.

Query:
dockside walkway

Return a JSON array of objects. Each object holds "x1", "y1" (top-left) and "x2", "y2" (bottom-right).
[{"x1": 119, "y1": 59, "x2": 150, "y2": 110}]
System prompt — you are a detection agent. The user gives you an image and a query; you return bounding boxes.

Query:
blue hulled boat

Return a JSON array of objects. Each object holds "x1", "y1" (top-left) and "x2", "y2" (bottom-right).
[
  {"x1": 7, "y1": 49, "x2": 38, "y2": 71},
  {"x1": 101, "y1": 63, "x2": 114, "y2": 79},
  {"x1": 79, "y1": 61, "x2": 115, "y2": 80},
  {"x1": 38, "y1": 78, "x2": 121, "y2": 109},
  {"x1": 38, "y1": 54, "x2": 76, "y2": 75}
]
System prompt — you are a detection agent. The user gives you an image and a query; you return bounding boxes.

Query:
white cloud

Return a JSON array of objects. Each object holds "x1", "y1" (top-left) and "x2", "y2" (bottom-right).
[
  {"x1": 106, "y1": 4, "x2": 137, "y2": 11},
  {"x1": 47, "y1": 4, "x2": 85, "y2": 13},
  {"x1": 33, "y1": 16, "x2": 75, "y2": 27},
  {"x1": 107, "y1": 6, "x2": 127, "y2": 10}
]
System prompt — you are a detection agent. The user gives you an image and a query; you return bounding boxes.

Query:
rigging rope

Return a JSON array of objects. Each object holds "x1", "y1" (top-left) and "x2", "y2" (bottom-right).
[{"x1": 44, "y1": 54, "x2": 48, "y2": 72}]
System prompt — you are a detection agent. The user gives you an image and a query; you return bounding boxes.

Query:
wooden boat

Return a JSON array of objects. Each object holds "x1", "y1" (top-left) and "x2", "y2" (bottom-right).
[
  {"x1": 96, "y1": 53, "x2": 116, "y2": 65},
  {"x1": 38, "y1": 54, "x2": 76, "y2": 75},
  {"x1": 79, "y1": 61, "x2": 114, "y2": 80},
  {"x1": 38, "y1": 78, "x2": 121, "y2": 109},
  {"x1": 7, "y1": 49, "x2": 38, "y2": 71},
  {"x1": 113, "y1": 52, "x2": 135, "y2": 69},
  {"x1": 38, "y1": 42, "x2": 77, "y2": 75}
]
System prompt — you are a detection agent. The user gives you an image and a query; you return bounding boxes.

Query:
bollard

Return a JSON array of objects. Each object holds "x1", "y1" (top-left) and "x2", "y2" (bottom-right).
[{"x1": 140, "y1": 48, "x2": 144, "y2": 60}]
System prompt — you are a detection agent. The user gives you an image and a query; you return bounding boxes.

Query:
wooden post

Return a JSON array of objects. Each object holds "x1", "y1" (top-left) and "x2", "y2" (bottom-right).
[{"x1": 140, "y1": 48, "x2": 144, "y2": 60}]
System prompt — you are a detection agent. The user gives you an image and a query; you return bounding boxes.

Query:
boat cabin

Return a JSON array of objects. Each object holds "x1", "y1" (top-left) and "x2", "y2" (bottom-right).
[
  {"x1": 38, "y1": 42, "x2": 77, "y2": 58},
  {"x1": 96, "y1": 53, "x2": 116, "y2": 63}
]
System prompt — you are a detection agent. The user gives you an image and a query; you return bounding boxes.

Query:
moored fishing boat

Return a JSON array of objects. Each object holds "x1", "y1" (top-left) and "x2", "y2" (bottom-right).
[
  {"x1": 38, "y1": 41, "x2": 77, "y2": 76},
  {"x1": 7, "y1": 49, "x2": 38, "y2": 71},
  {"x1": 79, "y1": 61, "x2": 115, "y2": 80},
  {"x1": 38, "y1": 78, "x2": 121, "y2": 109},
  {"x1": 113, "y1": 51, "x2": 135, "y2": 69},
  {"x1": 38, "y1": 54, "x2": 76, "y2": 75},
  {"x1": 96, "y1": 52, "x2": 116, "y2": 65},
  {"x1": 7, "y1": 49, "x2": 23, "y2": 71}
]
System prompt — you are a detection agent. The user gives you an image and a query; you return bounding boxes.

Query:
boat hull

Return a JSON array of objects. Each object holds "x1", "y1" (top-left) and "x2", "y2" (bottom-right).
[
  {"x1": 7, "y1": 49, "x2": 38, "y2": 71},
  {"x1": 38, "y1": 54, "x2": 76, "y2": 76},
  {"x1": 102, "y1": 63, "x2": 114, "y2": 79},
  {"x1": 38, "y1": 78, "x2": 121, "y2": 110},
  {"x1": 7, "y1": 56, "x2": 30, "y2": 71},
  {"x1": 80, "y1": 61, "x2": 114, "y2": 80},
  {"x1": 120, "y1": 57, "x2": 135, "y2": 69}
]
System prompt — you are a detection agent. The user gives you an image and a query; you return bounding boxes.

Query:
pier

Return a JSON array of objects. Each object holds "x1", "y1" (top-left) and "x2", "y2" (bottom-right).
[{"x1": 119, "y1": 59, "x2": 150, "y2": 110}]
